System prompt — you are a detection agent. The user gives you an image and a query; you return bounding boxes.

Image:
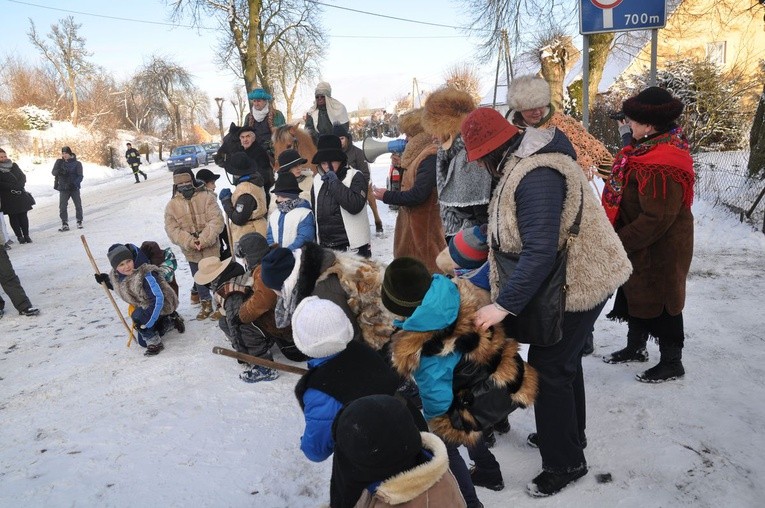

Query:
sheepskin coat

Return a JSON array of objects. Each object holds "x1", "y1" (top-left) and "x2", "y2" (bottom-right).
[
  {"x1": 164, "y1": 188, "x2": 225, "y2": 263},
  {"x1": 390, "y1": 279, "x2": 538, "y2": 446},
  {"x1": 488, "y1": 129, "x2": 632, "y2": 313},
  {"x1": 352, "y1": 433, "x2": 466, "y2": 508},
  {"x1": 386, "y1": 132, "x2": 445, "y2": 274}
]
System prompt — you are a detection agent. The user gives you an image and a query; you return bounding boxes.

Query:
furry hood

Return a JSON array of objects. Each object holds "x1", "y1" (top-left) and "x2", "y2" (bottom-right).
[
  {"x1": 506, "y1": 75, "x2": 551, "y2": 112},
  {"x1": 422, "y1": 87, "x2": 475, "y2": 141},
  {"x1": 390, "y1": 279, "x2": 537, "y2": 445}
]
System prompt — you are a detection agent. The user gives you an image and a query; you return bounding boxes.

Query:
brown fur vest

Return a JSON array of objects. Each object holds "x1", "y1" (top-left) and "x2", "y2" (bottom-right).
[
  {"x1": 390, "y1": 280, "x2": 537, "y2": 445},
  {"x1": 110, "y1": 264, "x2": 178, "y2": 316}
]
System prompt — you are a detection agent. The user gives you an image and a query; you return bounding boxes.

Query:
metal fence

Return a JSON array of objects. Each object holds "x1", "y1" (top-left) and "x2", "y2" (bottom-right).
[{"x1": 693, "y1": 150, "x2": 765, "y2": 232}]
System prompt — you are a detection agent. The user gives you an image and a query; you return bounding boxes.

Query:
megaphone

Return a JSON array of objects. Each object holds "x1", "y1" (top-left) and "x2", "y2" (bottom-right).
[{"x1": 362, "y1": 138, "x2": 407, "y2": 163}]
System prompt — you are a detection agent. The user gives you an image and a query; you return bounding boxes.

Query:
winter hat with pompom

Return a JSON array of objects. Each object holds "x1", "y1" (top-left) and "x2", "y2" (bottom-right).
[
  {"x1": 449, "y1": 224, "x2": 489, "y2": 269},
  {"x1": 291, "y1": 296, "x2": 354, "y2": 358}
]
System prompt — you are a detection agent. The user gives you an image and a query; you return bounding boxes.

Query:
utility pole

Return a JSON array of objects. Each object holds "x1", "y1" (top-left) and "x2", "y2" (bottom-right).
[
  {"x1": 214, "y1": 97, "x2": 225, "y2": 142},
  {"x1": 492, "y1": 30, "x2": 513, "y2": 109}
]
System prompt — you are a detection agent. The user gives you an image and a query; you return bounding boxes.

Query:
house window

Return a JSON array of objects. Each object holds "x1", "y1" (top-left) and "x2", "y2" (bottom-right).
[{"x1": 706, "y1": 41, "x2": 727, "y2": 66}]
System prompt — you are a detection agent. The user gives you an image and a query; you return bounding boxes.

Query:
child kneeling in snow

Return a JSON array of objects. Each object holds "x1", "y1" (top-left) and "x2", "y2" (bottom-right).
[
  {"x1": 95, "y1": 243, "x2": 184, "y2": 356},
  {"x1": 194, "y1": 254, "x2": 279, "y2": 383}
]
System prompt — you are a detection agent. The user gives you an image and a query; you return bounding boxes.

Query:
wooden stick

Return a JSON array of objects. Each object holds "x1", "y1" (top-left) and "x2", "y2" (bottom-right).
[
  {"x1": 80, "y1": 235, "x2": 136, "y2": 348},
  {"x1": 212, "y1": 346, "x2": 308, "y2": 375},
  {"x1": 226, "y1": 218, "x2": 235, "y2": 256}
]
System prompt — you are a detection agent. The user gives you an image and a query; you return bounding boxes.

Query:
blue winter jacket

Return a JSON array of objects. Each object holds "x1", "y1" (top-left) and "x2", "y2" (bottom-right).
[
  {"x1": 266, "y1": 199, "x2": 316, "y2": 250},
  {"x1": 395, "y1": 275, "x2": 462, "y2": 421},
  {"x1": 299, "y1": 354, "x2": 344, "y2": 462},
  {"x1": 116, "y1": 244, "x2": 166, "y2": 329}
]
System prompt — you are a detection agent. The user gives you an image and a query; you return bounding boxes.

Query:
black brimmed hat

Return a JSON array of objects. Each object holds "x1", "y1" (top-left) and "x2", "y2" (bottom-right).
[
  {"x1": 311, "y1": 135, "x2": 346, "y2": 165},
  {"x1": 272, "y1": 172, "x2": 302, "y2": 198},
  {"x1": 622, "y1": 86, "x2": 684, "y2": 127},
  {"x1": 277, "y1": 149, "x2": 308, "y2": 173}
]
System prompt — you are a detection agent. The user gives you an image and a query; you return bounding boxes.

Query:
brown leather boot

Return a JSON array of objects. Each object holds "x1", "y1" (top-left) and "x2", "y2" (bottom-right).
[{"x1": 196, "y1": 300, "x2": 213, "y2": 320}]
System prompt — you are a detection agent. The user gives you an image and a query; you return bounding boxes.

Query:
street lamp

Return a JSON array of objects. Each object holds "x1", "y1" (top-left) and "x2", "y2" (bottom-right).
[{"x1": 214, "y1": 97, "x2": 224, "y2": 142}]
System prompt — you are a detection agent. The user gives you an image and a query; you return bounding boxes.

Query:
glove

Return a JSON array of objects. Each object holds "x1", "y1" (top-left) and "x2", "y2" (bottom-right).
[
  {"x1": 219, "y1": 188, "x2": 232, "y2": 201},
  {"x1": 321, "y1": 170, "x2": 338, "y2": 183},
  {"x1": 94, "y1": 273, "x2": 109, "y2": 285}
]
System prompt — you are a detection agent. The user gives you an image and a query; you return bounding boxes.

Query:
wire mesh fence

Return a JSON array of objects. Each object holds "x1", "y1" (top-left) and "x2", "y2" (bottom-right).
[{"x1": 693, "y1": 150, "x2": 765, "y2": 232}]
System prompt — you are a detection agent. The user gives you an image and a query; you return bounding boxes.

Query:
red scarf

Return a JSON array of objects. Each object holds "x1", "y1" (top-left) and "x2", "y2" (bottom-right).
[{"x1": 602, "y1": 128, "x2": 694, "y2": 225}]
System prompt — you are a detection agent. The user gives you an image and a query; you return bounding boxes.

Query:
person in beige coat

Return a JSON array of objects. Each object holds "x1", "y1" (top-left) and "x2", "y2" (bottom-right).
[{"x1": 164, "y1": 168, "x2": 225, "y2": 319}]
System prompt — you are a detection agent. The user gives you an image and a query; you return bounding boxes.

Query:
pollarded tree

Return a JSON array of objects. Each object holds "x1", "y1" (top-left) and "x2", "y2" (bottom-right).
[
  {"x1": 166, "y1": 0, "x2": 325, "y2": 101},
  {"x1": 533, "y1": 28, "x2": 579, "y2": 111},
  {"x1": 27, "y1": 16, "x2": 95, "y2": 126},
  {"x1": 444, "y1": 62, "x2": 483, "y2": 106}
]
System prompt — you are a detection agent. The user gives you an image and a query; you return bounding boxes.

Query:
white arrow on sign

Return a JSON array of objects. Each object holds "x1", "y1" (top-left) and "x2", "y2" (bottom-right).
[{"x1": 591, "y1": 0, "x2": 623, "y2": 29}]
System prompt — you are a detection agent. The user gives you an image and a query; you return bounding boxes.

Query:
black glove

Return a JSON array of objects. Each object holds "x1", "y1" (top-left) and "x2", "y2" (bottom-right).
[{"x1": 94, "y1": 273, "x2": 113, "y2": 290}]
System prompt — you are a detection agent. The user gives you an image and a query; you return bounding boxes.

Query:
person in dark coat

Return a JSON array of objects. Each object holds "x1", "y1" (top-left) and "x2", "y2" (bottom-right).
[
  {"x1": 236, "y1": 126, "x2": 274, "y2": 204},
  {"x1": 0, "y1": 239, "x2": 39, "y2": 319},
  {"x1": 125, "y1": 143, "x2": 147, "y2": 183},
  {"x1": 601, "y1": 87, "x2": 695, "y2": 383},
  {"x1": 311, "y1": 135, "x2": 371, "y2": 258},
  {"x1": 51, "y1": 146, "x2": 84, "y2": 231},
  {"x1": 243, "y1": 88, "x2": 286, "y2": 155},
  {"x1": 461, "y1": 108, "x2": 631, "y2": 497},
  {"x1": 0, "y1": 148, "x2": 33, "y2": 244}
]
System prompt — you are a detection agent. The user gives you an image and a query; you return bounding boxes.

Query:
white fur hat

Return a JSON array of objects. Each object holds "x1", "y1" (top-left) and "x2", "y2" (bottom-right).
[
  {"x1": 506, "y1": 75, "x2": 551, "y2": 111},
  {"x1": 291, "y1": 296, "x2": 354, "y2": 358}
]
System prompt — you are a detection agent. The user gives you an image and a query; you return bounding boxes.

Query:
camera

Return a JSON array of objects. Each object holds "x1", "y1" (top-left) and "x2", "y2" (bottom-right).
[{"x1": 608, "y1": 111, "x2": 626, "y2": 121}]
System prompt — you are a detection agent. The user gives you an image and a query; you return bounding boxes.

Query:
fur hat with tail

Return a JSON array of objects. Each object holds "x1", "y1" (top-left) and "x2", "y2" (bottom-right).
[{"x1": 506, "y1": 75, "x2": 551, "y2": 112}]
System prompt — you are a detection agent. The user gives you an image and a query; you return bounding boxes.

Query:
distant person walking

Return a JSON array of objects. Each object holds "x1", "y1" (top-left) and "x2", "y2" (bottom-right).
[
  {"x1": 51, "y1": 146, "x2": 83, "y2": 231},
  {"x1": 125, "y1": 143, "x2": 147, "y2": 184}
]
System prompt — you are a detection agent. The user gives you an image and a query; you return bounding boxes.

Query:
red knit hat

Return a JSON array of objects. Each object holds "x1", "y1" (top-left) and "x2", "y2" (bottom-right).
[{"x1": 461, "y1": 108, "x2": 520, "y2": 162}]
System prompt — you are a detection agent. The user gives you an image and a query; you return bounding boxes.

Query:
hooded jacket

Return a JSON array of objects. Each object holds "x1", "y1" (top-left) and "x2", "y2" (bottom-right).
[{"x1": 164, "y1": 187, "x2": 225, "y2": 263}]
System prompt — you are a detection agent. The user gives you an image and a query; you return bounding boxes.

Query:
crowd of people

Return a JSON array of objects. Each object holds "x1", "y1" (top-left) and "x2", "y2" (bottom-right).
[{"x1": 0, "y1": 76, "x2": 695, "y2": 507}]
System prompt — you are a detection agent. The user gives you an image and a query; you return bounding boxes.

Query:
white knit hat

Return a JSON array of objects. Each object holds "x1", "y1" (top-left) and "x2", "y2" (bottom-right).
[
  {"x1": 291, "y1": 296, "x2": 354, "y2": 358},
  {"x1": 506, "y1": 75, "x2": 551, "y2": 112}
]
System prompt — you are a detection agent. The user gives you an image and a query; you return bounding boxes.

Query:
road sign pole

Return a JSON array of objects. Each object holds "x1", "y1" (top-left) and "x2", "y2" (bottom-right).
[
  {"x1": 582, "y1": 35, "x2": 590, "y2": 129},
  {"x1": 649, "y1": 29, "x2": 658, "y2": 86}
]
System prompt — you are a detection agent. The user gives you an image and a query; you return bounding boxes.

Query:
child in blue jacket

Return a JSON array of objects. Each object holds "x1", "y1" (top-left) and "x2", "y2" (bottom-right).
[{"x1": 267, "y1": 171, "x2": 315, "y2": 250}]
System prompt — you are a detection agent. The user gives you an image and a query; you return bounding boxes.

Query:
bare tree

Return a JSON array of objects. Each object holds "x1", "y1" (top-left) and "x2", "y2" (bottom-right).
[
  {"x1": 134, "y1": 56, "x2": 198, "y2": 141},
  {"x1": 166, "y1": 0, "x2": 326, "y2": 101},
  {"x1": 532, "y1": 29, "x2": 579, "y2": 111},
  {"x1": 27, "y1": 16, "x2": 95, "y2": 126},
  {"x1": 444, "y1": 62, "x2": 483, "y2": 105},
  {"x1": 271, "y1": 32, "x2": 323, "y2": 122},
  {"x1": 230, "y1": 87, "x2": 248, "y2": 126}
]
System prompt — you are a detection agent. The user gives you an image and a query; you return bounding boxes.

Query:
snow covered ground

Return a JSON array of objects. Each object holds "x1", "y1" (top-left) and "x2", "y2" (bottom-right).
[{"x1": 1, "y1": 152, "x2": 765, "y2": 508}]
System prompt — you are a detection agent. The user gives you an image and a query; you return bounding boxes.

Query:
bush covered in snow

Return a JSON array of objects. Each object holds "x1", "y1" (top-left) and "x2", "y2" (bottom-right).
[{"x1": 18, "y1": 105, "x2": 53, "y2": 130}]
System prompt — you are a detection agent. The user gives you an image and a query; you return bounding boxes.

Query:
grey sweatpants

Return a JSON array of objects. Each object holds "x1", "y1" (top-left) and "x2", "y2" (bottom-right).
[{"x1": 0, "y1": 247, "x2": 32, "y2": 312}]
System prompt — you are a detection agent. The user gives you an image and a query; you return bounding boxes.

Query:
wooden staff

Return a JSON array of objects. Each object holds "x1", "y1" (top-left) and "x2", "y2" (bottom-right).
[
  {"x1": 212, "y1": 347, "x2": 308, "y2": 375},
  {"x1": 81, "y1": 235, "x2": 136, "y2": 347}
]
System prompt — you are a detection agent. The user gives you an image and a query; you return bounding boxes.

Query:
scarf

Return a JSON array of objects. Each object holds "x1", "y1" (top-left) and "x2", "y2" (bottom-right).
[
  {"x1": 274, "y1": 249, "x2": 303, "y2": 328},
  {"x1": 250, "y1": 104, "x2": 269, "y2": 123},
  {"x1": 276, "y1": 197, "x2": 304, "y2": 214},
  {"x1": 0, "y1": 160, "x2": 13, "y2": 172},
  {"x1": 435, "y1": 134, "x2": 493, "y2": 207},
  {"x1": 602, "y1": 127, "x2": 694, "y2": 225}
]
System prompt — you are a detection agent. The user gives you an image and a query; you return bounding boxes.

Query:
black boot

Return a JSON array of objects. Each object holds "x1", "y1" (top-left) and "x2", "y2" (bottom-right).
[
  {"x1": 637, "y1": 346, "x2": 684, "y2": 383},
  {"x1": 470, "y1": 465, "x2": 504, "y2": 491},
  {"x1": 603, "y1": 328, "x2": 649, "y2": 364}
]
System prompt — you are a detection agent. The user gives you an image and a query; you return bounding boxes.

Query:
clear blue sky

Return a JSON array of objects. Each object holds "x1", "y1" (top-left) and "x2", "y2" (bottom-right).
[{"x1": 2, "y1": 0, "x2": 507, "y2": 121}]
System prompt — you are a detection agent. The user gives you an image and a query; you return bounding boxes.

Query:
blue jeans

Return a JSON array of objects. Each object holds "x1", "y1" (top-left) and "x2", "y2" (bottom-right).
[{"x1": 188, "y1": 261, "x2": 211, "y2": 301}]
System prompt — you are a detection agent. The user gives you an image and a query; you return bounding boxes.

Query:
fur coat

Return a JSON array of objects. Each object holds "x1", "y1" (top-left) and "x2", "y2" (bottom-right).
[
  {"x1": 110, "y1": 263, "x2": 178, "y2": 318},
  {"x1": 276, "y1": 242, "x2": 395, "y2": 350},
  {"x1": 390, "y1": 132, "x2": 445, "y2": 274},
  {"x1": 390, "y1": 279, "x2": 538, "y2": 445},
  {"x1": 164, "y1": 188, "x2": 225, "y2": 263}
]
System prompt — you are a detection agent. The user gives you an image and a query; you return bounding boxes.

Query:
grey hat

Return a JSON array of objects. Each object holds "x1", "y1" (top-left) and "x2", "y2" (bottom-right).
[
  {"x1": 237, "y1": 233, "x2": 270, "y2": 268},
  {"x1": 107, "y1": 244, "x2": 133, "y2": 269}
]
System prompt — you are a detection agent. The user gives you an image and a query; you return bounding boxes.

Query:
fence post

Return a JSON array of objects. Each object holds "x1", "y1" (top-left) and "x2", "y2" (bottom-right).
[{"x1": 109, "y1": 146, "x2": 115, "y2": 169}]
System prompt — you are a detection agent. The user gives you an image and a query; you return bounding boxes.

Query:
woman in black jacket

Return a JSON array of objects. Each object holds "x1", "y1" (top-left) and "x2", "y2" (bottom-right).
[{"x1": 0, "y1": 148, "x2": 33, "y2": 243}]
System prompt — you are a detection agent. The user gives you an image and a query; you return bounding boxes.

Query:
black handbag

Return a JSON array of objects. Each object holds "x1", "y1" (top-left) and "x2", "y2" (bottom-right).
[{"x1": 492, "y1": 188, "x2": 583, "y2": 347}]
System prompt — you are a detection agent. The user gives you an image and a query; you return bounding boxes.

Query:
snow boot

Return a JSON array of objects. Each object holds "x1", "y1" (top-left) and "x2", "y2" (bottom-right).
[
  {"x1": 190, "y1": 289, "x2": 200, "y2": 305},
  {"x1": 603, "y1": 328, "x2": 649, "y2": 364},
  {"x1": 196, "y1": 300, "x2": 213, "y2": 320},
  {"x1": 493, "y1": 416, "x2": 511, "y2": 434},
  {"x1": 17, "y1": 236, "x2": 27, "y2": 244},
  {"x1": 77, "y1": 221, "x2": 83, "y2": 229},
  {"x1": 209, "y1": 309, "x2": 223, "y2": 321},
  {"x1": 582, "y1": 333, "x2": 594, "y2": 356},
  {"x1": 144, "y1": 343, "x2": 164, "y2": 356},
  {"x1": 170, "y1": 311, "x2": 185, "y2": 333},
  {"x1": 239, "y1": 365, "x2": 280, "y2": 383},
  {"x1": 636, "y1": 346, "x2": 684, "y2": 383},
  {"x1": 527, "y1": 466, "x2": 588, "y2": 497},
  {"x1": 470, "y1": 465, "x2": 504, "y2": 491},
  {"x1": 58, "y1": 223, "x2": 69, "y2": 232},
  {"x1": 482, "y1": 428, "x2": 496, "y2": 448},
  {"x1": 24, "y1": 236, "x2": 32, "y2": 243},
  {"x1": 19, "y1": 307, "x2": 40, "y2": 316}
]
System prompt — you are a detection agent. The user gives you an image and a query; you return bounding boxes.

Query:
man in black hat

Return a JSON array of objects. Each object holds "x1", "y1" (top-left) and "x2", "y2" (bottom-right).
[
  {"x1": 311, "y1": 135, "x2": 371, "y2": 258},
  {"x1": 125, "y1": 143, "x2": 147, "y2": 184},
  {"x1": 332, "y1": 124, "x2": 383, "y2": 236},
  {"x1": 276, "y1": 149, "x2": 312, "y2": 202}
]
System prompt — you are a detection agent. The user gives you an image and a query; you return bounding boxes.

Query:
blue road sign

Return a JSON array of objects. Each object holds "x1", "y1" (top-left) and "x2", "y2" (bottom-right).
[{"x1": 580, "y1": 0, "x2": 667, "y2": 34}]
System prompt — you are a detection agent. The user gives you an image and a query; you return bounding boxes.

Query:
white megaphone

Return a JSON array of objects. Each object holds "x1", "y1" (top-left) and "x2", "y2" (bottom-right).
[{"x1": 362, "y1": 138, "x2": 408, "y2": 163}]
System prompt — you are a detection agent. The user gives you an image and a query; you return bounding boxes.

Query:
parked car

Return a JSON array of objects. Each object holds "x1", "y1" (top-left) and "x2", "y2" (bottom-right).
[
  {"x1": 202, "y1": 142, "x2": 220, "y2": 159},
  {"x1": 167, "y1": 145, "x2": 208, "y2": 171}
]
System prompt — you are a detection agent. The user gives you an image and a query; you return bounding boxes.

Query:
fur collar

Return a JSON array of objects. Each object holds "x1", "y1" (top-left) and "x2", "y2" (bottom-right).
[{"x1": 373, "y1": 433, "x2": 450, "y2": 504}]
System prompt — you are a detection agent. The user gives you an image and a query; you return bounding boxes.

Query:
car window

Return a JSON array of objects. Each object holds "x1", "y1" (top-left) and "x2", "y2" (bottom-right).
[{"x1": 171, "y1": 147, "x2": 195, "y2": 156}]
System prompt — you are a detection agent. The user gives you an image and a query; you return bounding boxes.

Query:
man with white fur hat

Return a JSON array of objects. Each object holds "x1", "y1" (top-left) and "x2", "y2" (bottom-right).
[{"x1": 304, "y1": 81, "x2": 349, "y2": 142}]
